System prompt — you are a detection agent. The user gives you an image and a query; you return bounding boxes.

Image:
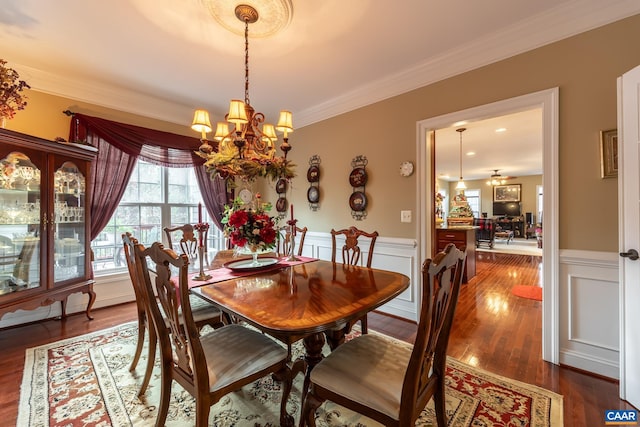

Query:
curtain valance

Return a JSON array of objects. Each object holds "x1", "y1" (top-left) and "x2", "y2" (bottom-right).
[{"x1": 70, "y1": 113, "x2": 203, "y2": 167}]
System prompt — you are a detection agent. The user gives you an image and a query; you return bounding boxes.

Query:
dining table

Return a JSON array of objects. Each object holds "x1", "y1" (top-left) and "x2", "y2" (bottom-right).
[{"x1": 189, "y1": 250, "x2": 410, "y2": 399}]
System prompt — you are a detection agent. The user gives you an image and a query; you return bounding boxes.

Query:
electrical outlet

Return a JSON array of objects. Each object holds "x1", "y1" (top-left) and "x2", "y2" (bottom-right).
[{"x1": 400, "y1": 210, "x2": 412, "y2": 223}]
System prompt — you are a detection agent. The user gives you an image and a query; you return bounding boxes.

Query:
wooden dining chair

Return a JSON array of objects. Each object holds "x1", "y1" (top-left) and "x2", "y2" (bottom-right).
[
  {"x1": 301, "y1": 243, "x2": 465, "y2": 427},
  {"x1": 278, "y1": 225, "x2": 308, "y2": 257},
  {"x1": 133, "y1": 241, "x2": 294, "y2": 427},
  {"x1": 121, "y1": 233, "x2": 225, "y2": 397},
  {"x1": 330, "y1": 226, "x2": 379, "y2": 333},
  {"x1": 164, "y1": 224, "x2": 200, "y2": 257}
]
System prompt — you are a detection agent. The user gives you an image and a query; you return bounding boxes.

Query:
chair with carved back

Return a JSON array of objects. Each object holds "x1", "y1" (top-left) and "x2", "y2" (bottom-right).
[
  {"x1": 133, "y1": 241, "x2": 294, "y2": 427},
  {"x1": 330, "y1": 226, "x2": 379, "y2": 333},
  {"x1": 278, "y1": 225, "x2": 308, "y2": 257},
  {"x1": 164, "y1": 224, "x2": 201, "y2": 257},
  {"x1": 301, "y1": 243, "x2": 466, "y2": 427},
  {"x1": 121, "y1": 233, "x2": 226, "y2": 397}
]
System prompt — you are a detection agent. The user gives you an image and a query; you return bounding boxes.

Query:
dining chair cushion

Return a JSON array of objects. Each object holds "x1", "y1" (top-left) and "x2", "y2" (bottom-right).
[
  {"x1": 200, "y1": 324, "x2": 289, "y2": 392},
  {"x1": 309, "y1": 334, "x2": 411, "y2": 419},
  {"x1": 188, "y1": 294, "x2": 223, "y2": 325}
]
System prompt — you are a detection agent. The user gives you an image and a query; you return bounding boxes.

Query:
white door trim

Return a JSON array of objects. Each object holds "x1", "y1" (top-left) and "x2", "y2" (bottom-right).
[
  {"x1": 617, "y1": 65, "x2": 640, "y2": 406},
  {"x1": 416, "y1": 88, "x2": 560, "y2": 364}
]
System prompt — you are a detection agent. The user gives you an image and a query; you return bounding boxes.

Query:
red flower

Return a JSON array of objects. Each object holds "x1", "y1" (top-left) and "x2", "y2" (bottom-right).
[
  {"x1": 228, "y1": 210, "x2": 248, "y2": 227},
  {"x1": 260, "y1": 226, "x2": 276, "y2": 244},
  {"x1": 230, "y1": 230, "x2": 247, "y2": 247}
]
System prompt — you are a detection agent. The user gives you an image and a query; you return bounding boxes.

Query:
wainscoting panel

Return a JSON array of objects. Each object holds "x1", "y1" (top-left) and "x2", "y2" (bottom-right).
[{"x1": 559, "y1": 249, "x2": 619, "y2": 379}]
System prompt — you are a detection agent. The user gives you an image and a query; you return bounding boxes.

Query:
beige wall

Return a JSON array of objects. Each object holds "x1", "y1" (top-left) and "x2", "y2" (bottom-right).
[
  {"x1": 276, "y1": 14, "x2": 640, "y2": 251},
  {"x1": 5, "y1": 14, "x2": 640, "y2": 252}
]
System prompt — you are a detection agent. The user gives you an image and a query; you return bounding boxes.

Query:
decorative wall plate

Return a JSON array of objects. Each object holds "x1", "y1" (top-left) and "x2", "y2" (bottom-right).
[
  {"x1": 276, "y1": 197, "x2": 288, "y2": 212},
  {"x1": 307, "y1": 186, "x2": 319, "y2": 203},
  {"x1": 307, "y1": 165, "x2": 320, "y2": 182},
  {"x1": 276, "y1": 178, "x2": 287, "y2": 194},
  {"x1": 349, "y1": 167, "x2": 367, "y2": 187},
  {"x1": 349, "y1": 191, "x2": 367, "y2": 212}
]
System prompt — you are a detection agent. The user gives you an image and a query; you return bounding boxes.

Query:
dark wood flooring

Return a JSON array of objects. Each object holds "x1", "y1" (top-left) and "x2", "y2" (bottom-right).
[{"x1": 0, "y1": 251, "x2": 636, "y2": 426}]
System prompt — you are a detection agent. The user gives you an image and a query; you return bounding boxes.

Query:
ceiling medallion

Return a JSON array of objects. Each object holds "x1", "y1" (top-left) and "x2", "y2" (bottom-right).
[{"x1": 202, "y1": 0, "x2": 293, "y2": 38}]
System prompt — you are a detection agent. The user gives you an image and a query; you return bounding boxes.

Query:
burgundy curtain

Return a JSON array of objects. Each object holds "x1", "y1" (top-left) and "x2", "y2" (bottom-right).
[
  {"x1": 194, "y1": 167, "x2": 228, "y2": 230},
  {"x1": 69, "y1": 113, "x2": 227, "y2": 240}
]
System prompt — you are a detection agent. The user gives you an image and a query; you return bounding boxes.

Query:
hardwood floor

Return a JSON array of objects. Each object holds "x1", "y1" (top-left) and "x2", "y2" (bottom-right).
[{"x1": 0, "y1": 252, "x2": 635, "y2": 426}]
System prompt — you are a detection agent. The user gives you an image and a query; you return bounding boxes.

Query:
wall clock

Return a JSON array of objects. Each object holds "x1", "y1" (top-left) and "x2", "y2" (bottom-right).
[
  {"x1": 400, "y1": 161, "x2": 414, "y2": 177},
  {"x1": 238, "y1": 188, "x2": 253, "y2": 205}
]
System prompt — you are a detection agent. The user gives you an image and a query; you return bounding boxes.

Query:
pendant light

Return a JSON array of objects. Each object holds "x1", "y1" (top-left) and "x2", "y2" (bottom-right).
[{"x1": 455, "y1": 128, "x2": 467, "y2": 190}]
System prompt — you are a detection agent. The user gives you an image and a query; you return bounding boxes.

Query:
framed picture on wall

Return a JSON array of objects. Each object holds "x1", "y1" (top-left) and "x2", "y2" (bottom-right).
[
  {"x1": 600, "y1": 129, "x2": 618, "y2": 179},
  {"x1": 493, "y1": 184, "x2": 521, "y2": 202}
]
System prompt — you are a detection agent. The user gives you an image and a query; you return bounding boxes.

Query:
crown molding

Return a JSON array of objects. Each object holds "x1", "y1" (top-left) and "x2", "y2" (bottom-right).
[
  {"x1": 20, "y1": 1, "x2": 640, "y2": 128},
  {"x1": 294, "y1": 1, "x2": 640, "y2": 127}
]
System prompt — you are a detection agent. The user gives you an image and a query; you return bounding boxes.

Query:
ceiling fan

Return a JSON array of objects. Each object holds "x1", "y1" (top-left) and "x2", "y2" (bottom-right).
[{"x1": 486, "y1": 169, "x2": 517, "y2": 186}]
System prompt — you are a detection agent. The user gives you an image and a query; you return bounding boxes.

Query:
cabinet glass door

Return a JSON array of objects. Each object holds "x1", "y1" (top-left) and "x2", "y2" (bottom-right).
[
  {"x1": 53, "y1": 162, "x2": 86, "y2": 282},
  {"x1": 0, "y1": 152, "x2": 42, "y2": 295}
]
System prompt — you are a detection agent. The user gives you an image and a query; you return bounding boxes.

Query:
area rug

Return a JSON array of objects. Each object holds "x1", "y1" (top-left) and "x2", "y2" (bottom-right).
[
  {"x1": 19, "y1": 322, "x2": 563, "y2": 426},
  {"x1": 512, "y1": 284, "x2": 543, "y2": 301}
]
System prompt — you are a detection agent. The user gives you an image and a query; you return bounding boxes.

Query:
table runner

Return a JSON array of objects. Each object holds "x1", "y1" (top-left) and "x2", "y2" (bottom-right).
[{"x1": 187, "y1": 255, "x2": 318, "y2": 289}]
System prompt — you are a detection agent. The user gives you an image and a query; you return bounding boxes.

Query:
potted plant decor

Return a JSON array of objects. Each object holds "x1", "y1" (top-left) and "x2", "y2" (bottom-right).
[{"x1": 0, "y1": 59, "x2": 30, "y2": 127}]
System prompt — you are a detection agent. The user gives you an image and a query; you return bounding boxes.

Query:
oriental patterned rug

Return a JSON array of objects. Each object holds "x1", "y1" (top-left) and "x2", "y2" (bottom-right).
[{"x1": 19, "y1": 322, "x2": 563, "y2": 426}]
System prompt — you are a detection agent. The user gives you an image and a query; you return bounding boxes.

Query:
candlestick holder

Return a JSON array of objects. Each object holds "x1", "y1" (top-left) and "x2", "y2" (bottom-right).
[
  {"x1": 192, "y1": 223, "x2": 211, "y2": 281},
  {"x1": 286, "y1": 219, "x2": 299, "y2": 262}
]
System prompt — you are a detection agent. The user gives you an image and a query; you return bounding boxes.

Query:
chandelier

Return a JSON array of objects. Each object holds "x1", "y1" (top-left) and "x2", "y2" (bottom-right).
[
  {"x1": 193, "y1": 4, "x2": 295, "y2": 182},
  {"x1": 455, "y1": 128, "x2": 467, "y2": 190}
]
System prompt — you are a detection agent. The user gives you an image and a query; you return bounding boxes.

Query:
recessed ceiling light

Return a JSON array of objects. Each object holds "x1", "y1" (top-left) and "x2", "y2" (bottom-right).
[
  {"x1": 495, "y1": 128, "x2": 507, "y2": 133},
  {"x1": 452, "y1": 120, "x2": 468, "y2": 127},
  {"x1": 466, "y1": 151, "x2": 475, "y2": 156}
]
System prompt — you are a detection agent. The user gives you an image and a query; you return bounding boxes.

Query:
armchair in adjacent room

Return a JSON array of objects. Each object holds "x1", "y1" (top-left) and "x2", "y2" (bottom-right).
[{"x1": 473, "y1": 217, "x2": 495, "y2": 249}]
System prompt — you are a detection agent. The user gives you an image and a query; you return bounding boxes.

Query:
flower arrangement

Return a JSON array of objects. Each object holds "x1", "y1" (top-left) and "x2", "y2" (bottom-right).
[
  {"x1": 222, "y1": 194, "x2": 278, "y2": 252},
  {"x1": 0, "y1": 59, "x2": 30, "y2": 120}
]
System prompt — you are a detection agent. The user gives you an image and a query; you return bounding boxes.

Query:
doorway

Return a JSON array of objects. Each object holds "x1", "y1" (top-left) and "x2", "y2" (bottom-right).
[{"x1": 416, "y1": 88, "x2": 559, "y2": 364}]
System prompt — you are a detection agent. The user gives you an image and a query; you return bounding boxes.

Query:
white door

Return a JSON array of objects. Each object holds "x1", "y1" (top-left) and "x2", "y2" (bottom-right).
[{"x1": 618, "y1": 64, "x2": 640, "y2": 408}]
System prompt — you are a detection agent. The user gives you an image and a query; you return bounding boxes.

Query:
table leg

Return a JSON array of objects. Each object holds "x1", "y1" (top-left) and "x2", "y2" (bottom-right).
[{"x1": 300, "y1": 332, "x2": 325, "y2": 402}]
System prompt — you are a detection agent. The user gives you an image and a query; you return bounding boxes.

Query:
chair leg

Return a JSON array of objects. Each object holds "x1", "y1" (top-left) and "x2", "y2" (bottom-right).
[
  {"x1": 195, "y1": 398, "x2": 211, "y2": 427},
  {"x1": 361, "y1": 315, "x2": 368, "y2": 334},
  {"x1": 433, "y1": 375, "x2": 448, "y2": 427},
  {"x1": 155, "y1": 358, "x2": 172, "y2": 427},
  {"x1": 138, "y1": 325, "x2": 157, "y2": 397},
  {"x1": 300, "y1": 389, "x2": 323, "y2": 427},
  {"x1": 277, "y1": 366, "x2": 294, "y2": 427},
  {"x1": 129, "y1": 316, "x2": 146, "y2": 371}
]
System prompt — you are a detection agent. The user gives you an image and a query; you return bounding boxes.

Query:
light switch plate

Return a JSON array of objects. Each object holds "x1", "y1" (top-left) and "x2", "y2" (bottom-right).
[{"x1": 401, "y1": 210, "x2": 412, "y2": 223}]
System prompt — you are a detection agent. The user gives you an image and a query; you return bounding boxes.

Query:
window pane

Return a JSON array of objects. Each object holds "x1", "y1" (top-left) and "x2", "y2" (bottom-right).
[
  {"x1": 168, "y1": 167, "x2": 200, "y2": 204},
  {"x1": 91, "y1": 161, "x2": 224, "y2": 274}
]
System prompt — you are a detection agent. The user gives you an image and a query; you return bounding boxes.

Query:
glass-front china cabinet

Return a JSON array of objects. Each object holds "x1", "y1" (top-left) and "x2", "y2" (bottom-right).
[{"x1": 0, "y1": 128, "x2": 97, "y2": 321}]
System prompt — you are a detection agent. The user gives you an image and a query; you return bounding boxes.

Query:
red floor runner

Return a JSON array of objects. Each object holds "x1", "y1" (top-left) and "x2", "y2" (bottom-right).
[{"x1": 511, "y1": 285, "x2": 542, "y2": 301}]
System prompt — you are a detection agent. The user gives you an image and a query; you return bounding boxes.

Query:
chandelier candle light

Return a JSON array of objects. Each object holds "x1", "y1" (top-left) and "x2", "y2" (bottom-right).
[{"x1": 194, "y1": 4, "x2": 296, "y2": 183}]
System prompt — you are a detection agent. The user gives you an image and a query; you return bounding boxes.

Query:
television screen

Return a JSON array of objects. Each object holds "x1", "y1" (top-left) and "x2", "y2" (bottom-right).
[{"x1": 493, "y1": 202, "x2": 521, "y2": 217}]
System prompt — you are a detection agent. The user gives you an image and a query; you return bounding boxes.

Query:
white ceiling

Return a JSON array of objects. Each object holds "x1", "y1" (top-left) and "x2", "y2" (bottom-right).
[{"x1": 2, "y1": 0, "x2": 639, "y2": 178}]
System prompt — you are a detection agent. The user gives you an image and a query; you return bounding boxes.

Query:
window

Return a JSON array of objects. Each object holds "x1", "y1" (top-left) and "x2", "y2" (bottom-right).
[
  {"x1": 91, "y1": 161, "x2": 225, "y2": 273},
  {"x1": 464, "y1": 189, "x2": 481, "y2": 218}
]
